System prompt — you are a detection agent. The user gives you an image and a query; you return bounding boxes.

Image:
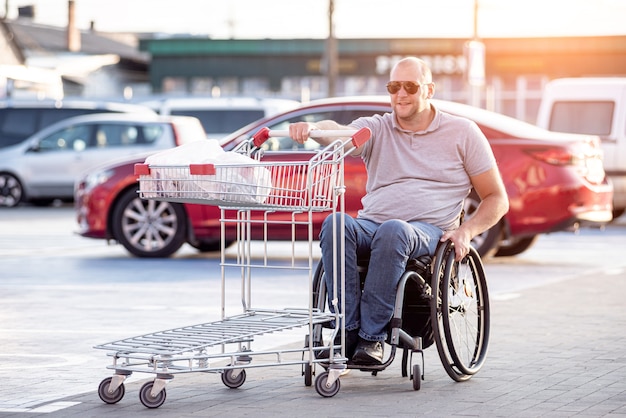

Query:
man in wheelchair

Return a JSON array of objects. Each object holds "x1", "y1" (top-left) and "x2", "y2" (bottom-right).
[{"x1": 288, "y1": 57, "x2": 509, "y2": 366}]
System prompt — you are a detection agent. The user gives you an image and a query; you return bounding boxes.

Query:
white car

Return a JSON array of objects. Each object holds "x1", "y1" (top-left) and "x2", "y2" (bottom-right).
[{"x1": 0, "y1": 112, "x2": 206, "y2": 207}]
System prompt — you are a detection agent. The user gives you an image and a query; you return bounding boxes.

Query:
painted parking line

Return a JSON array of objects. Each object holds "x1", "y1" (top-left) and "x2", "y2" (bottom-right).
[{"x1": 0, "y1": 401, "x2": 81, "y2": 414}]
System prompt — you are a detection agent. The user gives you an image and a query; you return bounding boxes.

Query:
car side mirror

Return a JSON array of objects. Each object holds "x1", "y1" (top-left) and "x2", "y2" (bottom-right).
[{"x1": 27, "y1": 142, "x2": 40, "y2": 152}]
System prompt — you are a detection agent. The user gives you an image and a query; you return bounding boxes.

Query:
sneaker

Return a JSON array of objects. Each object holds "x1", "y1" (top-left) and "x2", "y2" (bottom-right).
[
  {"x1": 351, "y1": 338, "x2": 384, "y2": 365},
  {"x1": 316, "y1": 329, "x2": 359, "y2": 360}
]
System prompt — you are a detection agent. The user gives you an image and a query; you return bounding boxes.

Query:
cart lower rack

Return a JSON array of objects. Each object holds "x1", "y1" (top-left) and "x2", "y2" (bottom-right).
[
  {"x1": 96, "y1": 308, "x2": 337, "y2": 407},
  {"x1": 96, "y1": 308, "x2": 335, "y2": 359}
]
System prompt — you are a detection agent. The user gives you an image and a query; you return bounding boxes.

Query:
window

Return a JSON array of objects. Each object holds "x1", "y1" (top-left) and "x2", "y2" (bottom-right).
[
  {"x1": 142, "y1": 125, "x2": 164, "y2": 144},
  {"x1": 0, "y1": 107, "x2": 123, "y2": 149},
  {"x1": 0, "y1": 109, "x2": 38, "y2": 147},
  {"x1": 549, "y1": 101, "x2": 614, "y2": 136},
  {"x1": 94, "y1": 124, "x2": 140, "y2": 147},
  {"x1": 261, "y1": 108, "x2": 386, "y2": 151},
  {"x1": 38, "y1": 125, "x2": 92, "y2": 152}
]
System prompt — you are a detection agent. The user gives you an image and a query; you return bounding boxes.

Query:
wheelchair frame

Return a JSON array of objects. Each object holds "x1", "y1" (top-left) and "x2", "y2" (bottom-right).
[{"x1": 309, "y1": 239, "x2": 490, "y2": 392}]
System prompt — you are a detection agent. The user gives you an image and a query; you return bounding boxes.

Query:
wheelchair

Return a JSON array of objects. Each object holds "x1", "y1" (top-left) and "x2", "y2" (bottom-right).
[{"x1": 305, "y1": 239, "x2": 490, "y2": 396}]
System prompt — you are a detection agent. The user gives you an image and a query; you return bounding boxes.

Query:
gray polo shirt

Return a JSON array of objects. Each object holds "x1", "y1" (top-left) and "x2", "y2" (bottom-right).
[{"x1": 349, "y1": 104, "x2": 496, "y2": 231}]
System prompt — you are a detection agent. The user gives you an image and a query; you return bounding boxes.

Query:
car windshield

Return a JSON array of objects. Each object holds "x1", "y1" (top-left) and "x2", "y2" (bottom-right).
[{"x1": 221, "y1": 106, "x2": 389, "y2": 151}]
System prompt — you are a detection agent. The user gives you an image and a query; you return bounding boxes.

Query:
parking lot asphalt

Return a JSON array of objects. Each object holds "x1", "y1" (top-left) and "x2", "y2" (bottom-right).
[{"x1": 2, "y1": 222, "x2": 625, "y2": 418}]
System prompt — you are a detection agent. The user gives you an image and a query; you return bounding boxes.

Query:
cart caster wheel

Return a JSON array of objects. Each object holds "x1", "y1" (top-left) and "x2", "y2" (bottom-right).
[
  {"x1": 315, "y1": 371, "x2": 340, "y2": 397},
  {"x1": 221, "y1": 367, "x2": 246, "y2": 389},
  {"x1": 412, "y1": 364, "x2": 421, "y2": 391},
  {"x1": 139, "y1": 381, "x2": 166, "y2": 409},
  {"x1": 98, "y1": 377, "x2": 125, "y2": 404},
  {"x1": 304, "y1": 363, "x2": 313, "y2": 387}
]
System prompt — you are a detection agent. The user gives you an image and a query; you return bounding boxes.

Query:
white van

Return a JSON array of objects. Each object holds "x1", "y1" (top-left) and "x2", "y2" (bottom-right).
[
  {"x1": 536, "y1": 77, "x2": 626, "y2": 218},
  {"x1": 140, "y1": 96, "x2": 300, "y2": 139}
]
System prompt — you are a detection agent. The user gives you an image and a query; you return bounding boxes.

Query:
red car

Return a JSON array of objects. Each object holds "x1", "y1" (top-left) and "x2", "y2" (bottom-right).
[{"x1": 75, "y1": 96, "x2": 613, "y2": 258}]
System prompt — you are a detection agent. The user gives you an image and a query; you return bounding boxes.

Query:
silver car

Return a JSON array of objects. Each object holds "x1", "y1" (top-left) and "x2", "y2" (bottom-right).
[{"x1": 0, "y1": 113, "x2": 206, "y2": 207}]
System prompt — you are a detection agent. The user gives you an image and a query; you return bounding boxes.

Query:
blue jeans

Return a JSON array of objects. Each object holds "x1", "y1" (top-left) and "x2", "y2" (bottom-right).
[{"x1": 319, "y1": 214, "x2": 443, "y2": 342}]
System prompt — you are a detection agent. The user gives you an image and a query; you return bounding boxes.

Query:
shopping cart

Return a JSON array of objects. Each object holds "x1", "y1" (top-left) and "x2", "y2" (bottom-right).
[{"x1": 94, "y1": 127, "x2": 371, "y2": 408}]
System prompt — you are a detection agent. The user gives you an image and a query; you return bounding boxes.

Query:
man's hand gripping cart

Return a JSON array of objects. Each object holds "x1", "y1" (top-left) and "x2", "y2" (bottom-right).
[{"x1": 94, "y1": 127, "x2": 371, "y2": 407}]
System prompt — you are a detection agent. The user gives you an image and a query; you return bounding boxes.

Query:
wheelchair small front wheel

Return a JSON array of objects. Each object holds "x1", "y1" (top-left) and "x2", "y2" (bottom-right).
[{"x1": 412, "y1": 364, "x2": 421, "y2": 391}]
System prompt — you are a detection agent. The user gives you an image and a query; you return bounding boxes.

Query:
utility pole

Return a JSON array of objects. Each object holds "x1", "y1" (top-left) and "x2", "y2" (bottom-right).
[
  {"x1": 326, "y1": 0, "x2": 338, "y2": 97},
  {"x1": 465, "y1": 0, "x2": 485, "y2": 107},
  {"x1": 473, "y1": 0, "x2": 478, "y2": 40}
]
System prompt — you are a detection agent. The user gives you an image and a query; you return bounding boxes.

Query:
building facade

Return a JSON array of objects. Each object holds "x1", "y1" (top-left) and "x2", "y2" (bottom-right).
[{"x1": 139, "y1": 35, "x2": 626, "y2": 123}]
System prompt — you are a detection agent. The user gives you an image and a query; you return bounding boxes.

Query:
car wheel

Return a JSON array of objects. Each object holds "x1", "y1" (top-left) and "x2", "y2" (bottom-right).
[
  {"x1": 464, "y1": 190, "x2": 503, "y2": 258},
  {"x1": 112, "y1": 188, "x2": 187, "y2": 258},
  {"x1": 494, "y1": 235, "x2": 538, "y2": 257},
  {"x1": 0, "y1": 173, "x2": 24, "y2": 208}
]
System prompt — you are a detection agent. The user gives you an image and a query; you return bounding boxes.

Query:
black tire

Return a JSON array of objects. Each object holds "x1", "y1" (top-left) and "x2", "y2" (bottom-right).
[
  {"x1": 314, "y1": 371, "x2": 340, "y2": 397},
  {"x1": 139, "y1": 381, "x2": 166, "y2": 409},
  {"x1": 494, "y1": 235, "x2": 538, "y2": 257},
  {"x1": 430, "y1": 241, "x2": 490, "y2": 381},
  {"x1": 312, "y1": 262, "x2": 326, "y2": 311},
  {"x1": 221, "y1": 367, "x2": 246, "y2": 389},
  {"x1": 311, "y1": 262, "x2": 333, "y2": 338},
  {"x1": 30, "y1": 198, "x2": 55, "y2": 207},
  {"x1": 97, "y1": 377, "x2": 125, "y2": 404},
  {"x1": 0, "y1": 173, "x2": 24, "y2": 208},
  {"x1": 304, "y1": 363, "x2": 313, "y2": 387},
  {"x1": 430, "y1": 243, "x2": 470, "y2": 382},
  {"x1": 112, "y1": 188, "x2": 187, "y2": 258},
  {"x1": 412, "y1": 364, "x2": 421, "y2": 391},
  {"x1": 464, "y1": 191, "x2": 503, "y2": 258},
  {"x1": 441, "y1": 246, "x2": 490, "y2": 376},
  {"x1": 189, "y1": 239, "x2": 234, "y2": 253}
]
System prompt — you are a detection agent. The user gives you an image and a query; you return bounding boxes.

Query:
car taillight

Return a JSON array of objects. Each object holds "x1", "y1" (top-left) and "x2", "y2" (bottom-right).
[{"x1": 526, "y1": 142, "x2": 606, "y2": 184}]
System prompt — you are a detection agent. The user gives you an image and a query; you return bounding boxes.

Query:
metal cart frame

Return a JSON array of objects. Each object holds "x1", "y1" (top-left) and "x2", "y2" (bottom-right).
[{"x1": 95, "y1": 127, "x2": 371, "y2": 408}]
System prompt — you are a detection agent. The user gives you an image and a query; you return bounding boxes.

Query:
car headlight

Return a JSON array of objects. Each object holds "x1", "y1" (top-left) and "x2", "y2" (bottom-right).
[{"x1": 81, "y1": 168, "x2": 115, "y2": 193}]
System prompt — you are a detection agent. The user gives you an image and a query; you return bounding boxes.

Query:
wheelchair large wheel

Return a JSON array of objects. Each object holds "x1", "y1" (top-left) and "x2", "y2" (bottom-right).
[
  {"x1": 312, "y1": 262, "x2": 326, "y2": 312},
  {"x1": 310, "y1": 262, "x2": 332, "y2": 355},
  {"x1": 430, "y1": 241, "x2": 490, "y2": 381}
]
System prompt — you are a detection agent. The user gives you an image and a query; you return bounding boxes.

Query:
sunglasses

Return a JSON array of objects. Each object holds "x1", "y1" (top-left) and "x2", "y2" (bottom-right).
[{"x1": 386, "y1": 81, "x2": 425, "y2": 95}]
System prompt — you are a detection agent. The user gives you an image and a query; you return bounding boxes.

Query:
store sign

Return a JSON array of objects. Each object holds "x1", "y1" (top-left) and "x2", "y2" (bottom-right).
[{"x1": 376, "y1": 55, "x2": 467, "y2": 76}]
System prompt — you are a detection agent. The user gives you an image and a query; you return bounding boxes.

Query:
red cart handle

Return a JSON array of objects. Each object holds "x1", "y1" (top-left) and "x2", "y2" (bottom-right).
[{"x1": 252, "y1": 127, "x2": 371, "y2": 148}]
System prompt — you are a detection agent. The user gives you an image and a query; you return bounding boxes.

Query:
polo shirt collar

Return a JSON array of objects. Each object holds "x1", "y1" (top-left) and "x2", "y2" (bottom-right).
[{"x1": 392, "y1": 103, "x2": 441, "y2": 134}]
